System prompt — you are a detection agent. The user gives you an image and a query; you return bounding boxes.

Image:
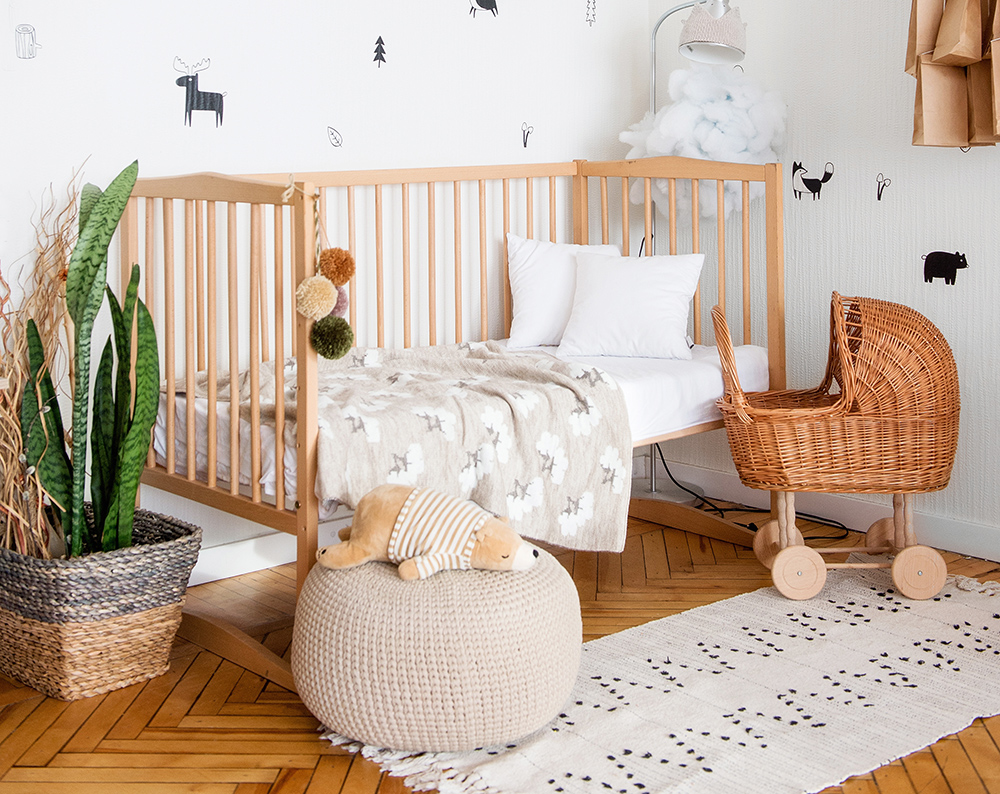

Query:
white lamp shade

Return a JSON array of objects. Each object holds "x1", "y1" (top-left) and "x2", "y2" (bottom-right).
[{"x1": 678, "y1": 6, "x2": 746, "y2": 64}]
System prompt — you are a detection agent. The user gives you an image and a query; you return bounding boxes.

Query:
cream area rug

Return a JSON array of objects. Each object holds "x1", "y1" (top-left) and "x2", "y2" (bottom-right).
[{"x1": 324, "y1": 560, "x2": 1000, "y2": 794}]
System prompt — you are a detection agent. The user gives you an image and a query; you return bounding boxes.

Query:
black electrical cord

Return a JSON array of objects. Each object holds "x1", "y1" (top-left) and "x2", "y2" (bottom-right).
[{"x1": 652, "y1": 443, "x2": 851, "y2": 541}]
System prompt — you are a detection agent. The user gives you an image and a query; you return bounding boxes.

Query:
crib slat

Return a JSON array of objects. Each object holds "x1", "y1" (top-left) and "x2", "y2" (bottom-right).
[
  {"x1": 668, "y1": 178, "x2": 677, "y2": 255},
  {"x1": 691, "y1": 179, "x2": 701, "y2": 344},
  {"x1": 195, "y1": 200, "x2": 206, "y2": 371},
  {"x1": 600, "y1": 177, "x2": 609, "y2": 245},
  {"x1": 402, "y1": 182, "x2": 411, "y2": 348},
  {"x1": 742, "y1": 180, "x2": 751, "y2": 345},
  {"x1": 145, "y1": 198, "x2": 156, "y2": 468},
  {"x1": 273, "y1": 204, "x2": 285, "y2": 510},
  {"x1": 227, "y1": 202, "x2": 240, "y2": 497},
  {"x1": 428, "y1": 182, "x2": 437, "y2": 346},
  {"x1": 375, "y1": 183, "x2": 385, "y2": 348},
  {"x1": 184, "y1": 200, "x2": 197, "y2": 482},
  {"x1": 548, "y1": 176, "x2": 557, "y2": 242},
  {"x1": 643, "y1": 178, "x2": 652, "y2": 256},
  {"x1": 258, "y1": 220, "x2": 269, "y2": 365},
  {"x1": 347, "y1": 185, "x2": 357, "y2": 338},
  {"x1": 163, "y1": 199, "x2": 176, "y2": 475},
  {"x1": 206, "y1": 201, "x2": 218, "y2": 490},
  {"x1": 479, "y1": 179, "x2": 488, "y2": 340},
  {"x1": 454, "y1": 180, "x2": 462, "y2": 344},
  {"x1": 249, "y1": 204, "x2": 263, "y2": 503},
  {"x1": 620, "y1": 176, "x2": 629, "y2": 256},
  {"x1": 502, "y1": 178, "x2": 511, "y2": 337},
  {"x1": 717, "y1": 180, "x2": 726, "y2": 316},
  {"x1": 525, "y1": 177, "x2": 534, "y2": 240}
]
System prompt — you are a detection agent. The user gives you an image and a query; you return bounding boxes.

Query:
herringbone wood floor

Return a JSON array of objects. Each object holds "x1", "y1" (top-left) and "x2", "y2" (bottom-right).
[{"x1": 2, "y1": 505, "x2": 1000, "y2": 793}]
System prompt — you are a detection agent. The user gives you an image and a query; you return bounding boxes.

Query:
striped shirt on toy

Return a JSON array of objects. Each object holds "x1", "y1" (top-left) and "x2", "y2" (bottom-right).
[{"x1": 387, "y1": 487, "x2": 490, "y2": 580}]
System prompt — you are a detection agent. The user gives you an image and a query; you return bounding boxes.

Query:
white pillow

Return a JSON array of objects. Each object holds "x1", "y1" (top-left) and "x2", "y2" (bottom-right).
[
  {"x1": 556, "y1": 251, "x2": 705, "y2": 359},
  {"x1": 506, "y1": 233, "x2": 620, "y2": 348}
]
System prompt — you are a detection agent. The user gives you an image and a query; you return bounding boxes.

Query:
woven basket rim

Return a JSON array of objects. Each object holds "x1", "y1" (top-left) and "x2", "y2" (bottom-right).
[{"x1": 0, "y1": 508, "x2": 201, "y2": 571}]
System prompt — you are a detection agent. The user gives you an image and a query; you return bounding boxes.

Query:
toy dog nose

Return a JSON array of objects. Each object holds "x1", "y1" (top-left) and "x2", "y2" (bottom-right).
[{"x1": 533, "y1": 549, "x2": 539, "y2": 558}]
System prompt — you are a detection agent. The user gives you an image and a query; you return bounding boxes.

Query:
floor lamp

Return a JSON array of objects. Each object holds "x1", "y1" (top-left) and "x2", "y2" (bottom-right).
[
  {"x1": 649, "y1": 0, "x2": 747, "y2": 115},
  {"x1": 644, "y1": 0, "x2": 747, "y2": 499}
]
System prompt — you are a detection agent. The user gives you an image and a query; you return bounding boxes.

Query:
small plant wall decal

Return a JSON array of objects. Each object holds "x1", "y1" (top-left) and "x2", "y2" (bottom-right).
[
  {"x1": 876, "y1": 173, "x2": 891, "y2": 201},
  {"x1": 521, "y1": 122, "x2": 534, "y2": 148}
]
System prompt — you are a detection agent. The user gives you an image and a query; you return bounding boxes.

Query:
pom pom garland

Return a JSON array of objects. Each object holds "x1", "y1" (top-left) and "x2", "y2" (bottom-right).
[
  {"x1": 319, "y1": 247, "x2": 356, "y2": 287},
  {"x1": 296, "y1": 275, "x2": 337, "y2": 320},
  {"x1": 332, "y1": 284, "x2": 350, "y2": 318},
  {"x1": 311, "y1": 315, "x2": 354, "y2": 360}
]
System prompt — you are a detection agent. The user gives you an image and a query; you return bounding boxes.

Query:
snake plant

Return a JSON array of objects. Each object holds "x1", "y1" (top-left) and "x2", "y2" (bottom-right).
[{"x1": 21, "y1": 160, "x2": 160, "y2": 556}]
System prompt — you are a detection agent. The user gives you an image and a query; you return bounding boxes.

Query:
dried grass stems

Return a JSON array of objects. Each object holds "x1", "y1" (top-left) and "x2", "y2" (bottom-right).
[{"x1": 1, "y1": 173, "x2": 81, "y2": 557}]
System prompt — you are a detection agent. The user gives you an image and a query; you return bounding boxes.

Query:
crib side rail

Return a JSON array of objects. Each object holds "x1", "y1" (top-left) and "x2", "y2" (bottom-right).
[
  {"x1": 121, "y1": 173, "x2": 308, "y2": 537},
  {"x1": 250, "y1": 162, "x2": 581, "y2": 348}
]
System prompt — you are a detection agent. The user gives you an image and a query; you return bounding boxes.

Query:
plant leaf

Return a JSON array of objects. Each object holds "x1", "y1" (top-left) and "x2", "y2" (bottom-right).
[
  {"x1": 65, "y1": 161, "x2": 138, "y2": 327},
  {"x1": 78, "y1": 183, "x2": 102, "y2": 237},
  {"x1": 103, "y1": 298, "x2": 159, "y2": 550},
  {"x1": 64, "y1": 160, "x2": 138, "y2": 555},
  {"x1": 20, "y1": 319, "x2": 71, "y2": 524},
  {"x1": 90, "y1": 339, "x2": 116, "y2": 535}
]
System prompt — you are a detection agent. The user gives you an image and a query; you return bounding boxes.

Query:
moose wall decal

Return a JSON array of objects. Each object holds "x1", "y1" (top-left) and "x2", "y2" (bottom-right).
[{"x1": 174, "y1": 57, "x2": 225, "y2": 127}]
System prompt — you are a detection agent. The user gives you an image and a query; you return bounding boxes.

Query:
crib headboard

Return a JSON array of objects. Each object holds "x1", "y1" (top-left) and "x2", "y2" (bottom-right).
[{"x1": 122, "y1": 156, "x2": 784, "y2": 580}]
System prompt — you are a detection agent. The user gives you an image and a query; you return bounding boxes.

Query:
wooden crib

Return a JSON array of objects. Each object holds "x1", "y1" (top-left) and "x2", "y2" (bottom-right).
[{"x1": 120, "y1": 156, "x2": 785, "y2": 685}]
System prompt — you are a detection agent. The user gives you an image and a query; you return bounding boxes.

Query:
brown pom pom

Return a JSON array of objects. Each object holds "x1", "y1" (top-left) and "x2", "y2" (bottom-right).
[
  {"x1": 296, "y1": 275, "x2": 337, "y2": 320},
  {"x1": 319, "y1": 247, "x2": 356, "y2": 287}
]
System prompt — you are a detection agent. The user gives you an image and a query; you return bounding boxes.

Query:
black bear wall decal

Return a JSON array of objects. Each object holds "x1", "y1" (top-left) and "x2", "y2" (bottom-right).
[
  {"x1": 174, "y1": 57, "x2": 225, "y2": 127},
  {"x1": 792, "y1": 161, "x2": 834, "y2": 200},
  {"x1": 923, "y1": 251, "x2": 968, "y2": 285},
  {"x1": 470, "y1": 0, "x2": 498, "y2": 17}
]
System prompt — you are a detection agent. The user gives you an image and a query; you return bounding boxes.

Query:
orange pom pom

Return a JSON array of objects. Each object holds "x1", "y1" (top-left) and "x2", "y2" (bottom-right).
[{"x1": 318, "y1": 247, "x2": 356, "y2": 287}]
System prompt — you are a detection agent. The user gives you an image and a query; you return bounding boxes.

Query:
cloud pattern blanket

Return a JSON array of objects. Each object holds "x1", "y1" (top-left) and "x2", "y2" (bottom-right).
[{"x1": 210, "y1": 342, "x2": 632, "y2": 552}]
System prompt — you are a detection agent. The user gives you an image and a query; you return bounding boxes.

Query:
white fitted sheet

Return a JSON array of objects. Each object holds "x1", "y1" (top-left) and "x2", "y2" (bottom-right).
[{"x1": 152, "y1": 343, "x2": 769, "y2": 514}]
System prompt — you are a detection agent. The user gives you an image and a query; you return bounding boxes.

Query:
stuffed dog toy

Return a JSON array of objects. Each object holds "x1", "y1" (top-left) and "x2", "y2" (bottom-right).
[{"x1": 315, "y1": 483, "x2": 539, "y2": 580}]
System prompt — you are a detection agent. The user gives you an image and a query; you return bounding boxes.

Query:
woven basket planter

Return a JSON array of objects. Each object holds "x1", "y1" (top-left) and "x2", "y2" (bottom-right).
[{"x1": 0, "y1": 509, "x2": 201, "y2": 701}]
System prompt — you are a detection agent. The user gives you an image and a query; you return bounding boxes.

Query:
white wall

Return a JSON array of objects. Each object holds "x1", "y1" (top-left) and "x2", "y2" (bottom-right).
[
  {"x1": 1, "y1": 0, "x2": 649, "y2": 566},
  {"x1": 651, "y1": 0, "x2": 1000, "y2": 561}
]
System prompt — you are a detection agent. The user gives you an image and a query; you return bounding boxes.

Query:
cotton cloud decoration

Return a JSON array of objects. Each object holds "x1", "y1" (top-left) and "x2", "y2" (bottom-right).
[{"x1": 620, "y1": 65, "x2": 786, "y2": 219}]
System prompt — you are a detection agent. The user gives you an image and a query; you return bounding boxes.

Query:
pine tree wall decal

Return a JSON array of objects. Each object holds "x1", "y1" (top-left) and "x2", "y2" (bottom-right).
[
  {"x1": 373, "y1": 36, "x2": 386, "y2": 67},
  {"x1": 586, "y1": 0, "x2": 596, "y2": 26}
]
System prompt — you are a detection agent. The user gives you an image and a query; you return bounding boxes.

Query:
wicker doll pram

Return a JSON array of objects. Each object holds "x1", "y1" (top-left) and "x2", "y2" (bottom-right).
[{"x1": 712, "y1": 292, "x2": 960, "y2": 600}]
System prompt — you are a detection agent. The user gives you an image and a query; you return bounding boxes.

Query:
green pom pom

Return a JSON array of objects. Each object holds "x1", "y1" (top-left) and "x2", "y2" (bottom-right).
[{"x1": 310, "y1": 315, "x2": 354, "y2": 360}]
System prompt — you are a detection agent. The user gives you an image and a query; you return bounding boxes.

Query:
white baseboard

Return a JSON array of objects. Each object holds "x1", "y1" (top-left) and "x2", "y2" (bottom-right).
[
  {"x1": 188, "y1": 532, "x2": 298, "y2": 586},
  {"x1": 644, "y1": 459, "x2": 1000, "y2": 564}
]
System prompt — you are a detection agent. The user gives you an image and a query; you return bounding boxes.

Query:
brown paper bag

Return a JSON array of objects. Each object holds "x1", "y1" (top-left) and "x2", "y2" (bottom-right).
[
  {"x1": 914, "y1": 55, "x2": 971, "y2": 145},
  {"x1": 933, "y1": 0, "x2": 982, "y2": 65},
  {"x1": 991, "y1": 52, "x2": 1000, "y2": 131},
  {"x1": 907, "y1": 0, "x2": 946, "y2": 75},
  {"x1": 968, "y1": 59, "x2": 1000, "y2": 142}
]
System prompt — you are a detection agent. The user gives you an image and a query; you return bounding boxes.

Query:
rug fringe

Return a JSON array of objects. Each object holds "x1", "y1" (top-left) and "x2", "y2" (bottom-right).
[
  {"x1": 321, "y1": 730, "x2": 503, "y2": 794},
  {"x1": 951, "y1": 573, "x2": 1000, "y2": 595}
]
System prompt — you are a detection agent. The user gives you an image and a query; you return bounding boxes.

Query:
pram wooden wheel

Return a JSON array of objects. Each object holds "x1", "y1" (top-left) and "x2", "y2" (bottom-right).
[
  {"x1": 753, "y1": 520, "x2": 805, "y2": 569},
  {"x1": 891, "y1": 545, "x2": 947, "y2": 600},
  {"x1": 771, "y1": 546, "x2": 827, "y2": 600},
  {"x1": 865, "y1": 517, "x2": 899, "y2": 554}
]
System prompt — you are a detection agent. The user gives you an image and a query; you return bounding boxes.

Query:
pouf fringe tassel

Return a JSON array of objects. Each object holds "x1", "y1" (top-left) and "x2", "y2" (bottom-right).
[{"x1": 321, "y1": 730, "x2": 500, "y2": 793}]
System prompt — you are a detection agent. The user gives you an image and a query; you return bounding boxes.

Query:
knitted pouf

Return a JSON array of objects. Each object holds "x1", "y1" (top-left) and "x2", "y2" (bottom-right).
[{"x1": 291, "y1": 549, "x2": 582, "y2": 752}]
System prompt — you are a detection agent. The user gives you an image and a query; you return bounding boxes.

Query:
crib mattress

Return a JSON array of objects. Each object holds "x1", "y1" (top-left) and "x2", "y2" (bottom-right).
[{"x1": 153, "y1": 343, "x2": 769, "y2": 515}]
